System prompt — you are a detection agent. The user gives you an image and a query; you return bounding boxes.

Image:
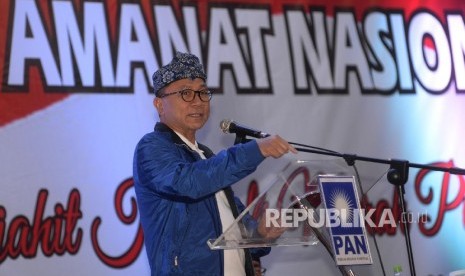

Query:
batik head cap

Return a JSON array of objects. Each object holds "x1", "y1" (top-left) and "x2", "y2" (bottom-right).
[{"x1": 152, "y1": 51, "x2": 207, "y2": 96}]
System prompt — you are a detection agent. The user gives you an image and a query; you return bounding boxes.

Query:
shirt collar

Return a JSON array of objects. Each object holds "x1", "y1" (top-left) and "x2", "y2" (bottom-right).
[{"x1": 173, "y1": 130, "x2": 205, "y2": 154}]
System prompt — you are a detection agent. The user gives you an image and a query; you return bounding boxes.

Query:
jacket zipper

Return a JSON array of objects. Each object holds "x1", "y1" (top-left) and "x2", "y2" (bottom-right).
[{"x1": 173, "y1": 207, "x2": 189, "y2": 269}]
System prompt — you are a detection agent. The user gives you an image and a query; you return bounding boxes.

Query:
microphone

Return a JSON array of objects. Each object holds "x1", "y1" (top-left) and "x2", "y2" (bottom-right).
[{"x1": 220, "y1": 119, "x2": 270, "y2": 138}]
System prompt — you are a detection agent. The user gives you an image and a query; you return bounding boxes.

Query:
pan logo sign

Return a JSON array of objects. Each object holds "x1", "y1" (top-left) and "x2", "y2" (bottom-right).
[{"x1": 319, "y1": 176, "x2": 373, "y2": 266}]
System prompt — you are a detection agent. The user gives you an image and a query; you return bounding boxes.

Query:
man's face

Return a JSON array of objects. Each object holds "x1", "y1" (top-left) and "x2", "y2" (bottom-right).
[{"x1": 154, "y1": 78, "x2": 210, "y2": 138}]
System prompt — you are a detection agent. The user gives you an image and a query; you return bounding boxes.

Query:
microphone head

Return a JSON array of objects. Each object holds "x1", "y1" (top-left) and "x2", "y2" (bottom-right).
[{"x1": 220, "y1": 119, "x2": 232, "y2": 133}]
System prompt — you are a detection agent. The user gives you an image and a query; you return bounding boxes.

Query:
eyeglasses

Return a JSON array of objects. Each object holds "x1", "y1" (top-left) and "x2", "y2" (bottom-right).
[{"x1": 159, "y1": 89, "x2": 212, "y2": 102}]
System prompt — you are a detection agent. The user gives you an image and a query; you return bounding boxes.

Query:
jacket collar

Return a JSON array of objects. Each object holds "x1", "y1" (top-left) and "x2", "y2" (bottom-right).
[
  {"x1": 154, "y1": 122, "x2": 185, "y2": 145},
  {"x1": 154, "y1": 122, "x2": 214, "y2": 158}
]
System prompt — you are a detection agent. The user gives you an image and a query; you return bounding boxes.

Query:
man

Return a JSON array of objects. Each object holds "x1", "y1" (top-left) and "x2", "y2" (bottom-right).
[{"x1": 133, "y1": 52, "x2": 296, "y2": 275}]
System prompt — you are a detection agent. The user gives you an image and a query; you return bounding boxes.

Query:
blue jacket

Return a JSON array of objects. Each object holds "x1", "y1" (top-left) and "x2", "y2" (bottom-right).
[{"x1": 133, "y1": 123, "x2": 270, "y2": 275}]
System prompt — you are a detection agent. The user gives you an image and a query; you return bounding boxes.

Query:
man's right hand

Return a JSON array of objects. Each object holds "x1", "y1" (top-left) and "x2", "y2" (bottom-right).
[{"x1": 256, "y1": 135, "x2": 297, "y2": 158}]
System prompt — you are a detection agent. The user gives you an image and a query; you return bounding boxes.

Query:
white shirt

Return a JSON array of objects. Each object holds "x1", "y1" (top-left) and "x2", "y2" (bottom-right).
[{"x1": 173, "y1": 131, "x2": 245, "y2": 276}]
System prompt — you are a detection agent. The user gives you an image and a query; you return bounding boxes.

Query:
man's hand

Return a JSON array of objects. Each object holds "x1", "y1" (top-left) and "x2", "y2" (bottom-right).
[
  {"x1": 257, "y1": 135, "x2": 297, "y2": 158},
  {"x1": 256, "y1": 212, "x2": 287, "y2": 240}
]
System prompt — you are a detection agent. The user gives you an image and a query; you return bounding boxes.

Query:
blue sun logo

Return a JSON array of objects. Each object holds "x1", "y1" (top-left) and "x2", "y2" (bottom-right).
[{"x1": 328, "y1": 188, "x2": 356, "y2": 224}]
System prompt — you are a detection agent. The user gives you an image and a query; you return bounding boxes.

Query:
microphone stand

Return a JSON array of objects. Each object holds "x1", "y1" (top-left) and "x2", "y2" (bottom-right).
[
  {"x1": 289, "y1": 145, "x2": 465, "y2": 276},
  {"x1": 232, "y1": 133, "x2": 465, "y2": 276},
  {"x1": 234, "y1": 133, "x2": 250, "y2": 145}
]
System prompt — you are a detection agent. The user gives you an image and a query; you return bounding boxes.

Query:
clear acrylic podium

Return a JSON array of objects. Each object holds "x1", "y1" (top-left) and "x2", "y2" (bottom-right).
[{"x1": 208, "y1": 158, "x2": 400, "y2": 276}]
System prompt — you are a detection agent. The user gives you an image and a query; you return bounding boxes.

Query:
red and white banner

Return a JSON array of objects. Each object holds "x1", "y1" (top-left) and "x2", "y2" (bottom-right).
[{"x1": 1, "y1": 0, "x2": 465, "y2": 275}]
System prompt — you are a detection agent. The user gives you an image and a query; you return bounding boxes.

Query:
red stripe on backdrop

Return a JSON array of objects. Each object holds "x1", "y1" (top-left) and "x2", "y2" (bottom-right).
[
  {"x1": 0, "y1": 68, "x2": 68, "y2": 127},
  {"x1": 0, "y1": 0, "x2": 69, "y2": 127},
  {"x1": 0, "y1": 0, "x2": 157, "y2": 127},
  {"x1": 106, "y1": 0, "x2": 156, "y2": 44},
  {"x1": 1, "y1": 0, "x2": 464, "y2": 127},
  {"x1": 194, "y1": 0, "x2": 465, "y2": 28}
]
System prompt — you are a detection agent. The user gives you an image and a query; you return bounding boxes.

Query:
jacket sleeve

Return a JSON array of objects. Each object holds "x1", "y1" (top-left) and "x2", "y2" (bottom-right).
[{"x1": 134, "y1": 135, "x2": 265, "y2": 200}]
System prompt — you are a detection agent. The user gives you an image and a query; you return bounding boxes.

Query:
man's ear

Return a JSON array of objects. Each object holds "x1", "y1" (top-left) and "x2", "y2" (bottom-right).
[{"x1": 153, "y1": 97, "x2": 163, "y2": 115}]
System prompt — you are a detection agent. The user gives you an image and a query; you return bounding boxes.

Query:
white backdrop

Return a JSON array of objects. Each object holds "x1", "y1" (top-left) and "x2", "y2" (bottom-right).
[{"x1": 1, "y1": 0, "x2": 465, "y2": 275}]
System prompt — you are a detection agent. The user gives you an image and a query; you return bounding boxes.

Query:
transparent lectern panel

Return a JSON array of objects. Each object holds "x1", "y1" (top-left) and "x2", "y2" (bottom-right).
[
  {"x1": 208, "y1": 159, "x2": 357, "y2": 250},
  {"x1": 207, "y1": 156, "x2": 421, "y2": 275}
]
